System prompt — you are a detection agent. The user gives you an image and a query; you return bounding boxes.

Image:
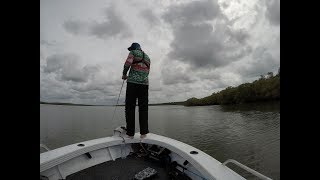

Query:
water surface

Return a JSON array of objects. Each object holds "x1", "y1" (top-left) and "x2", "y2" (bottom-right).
[{"x1": 40, "y1": 102, "x2": 280, "y2": 179}]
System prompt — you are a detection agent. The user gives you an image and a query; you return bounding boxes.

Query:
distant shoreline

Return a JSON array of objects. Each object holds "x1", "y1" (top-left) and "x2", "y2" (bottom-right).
[
  {"x1": 41, "y1": 70, "x2": 279, "y2": 107},
  {"x1": 40, "y1": 102, "x2": 108, "y2": 106},
  {"x1": 40, "y1": 101, "x2": 184, "y2": 106},
  {"x1": 40, "y1": 100, "x2": 279, "y2": 107}
]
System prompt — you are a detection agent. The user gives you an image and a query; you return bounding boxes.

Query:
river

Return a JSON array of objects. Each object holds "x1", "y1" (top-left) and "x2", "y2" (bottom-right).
[{"x1": 40, "y1": 102, "x2": 280, "y2": 179}]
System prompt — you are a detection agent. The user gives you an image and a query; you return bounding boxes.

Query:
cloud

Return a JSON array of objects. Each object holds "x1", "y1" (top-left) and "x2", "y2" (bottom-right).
[
  {"x1": 229, "y1": 28, "x2": 250, "y2": 44},
  {"x1": 40, "y1": 40, "x2": 57, "y2": 46},
  {"x1": 139, "y1": 9, "x2": 160, "y2": 26},
  {"x1": 63, "y1": 5, "x2": 131, "y2": 39},
  {"x1": 162, "y1": 0, "x2": 252, "y2": 69},
  {"x1": 43, "y1": 53, "x2": 99, "y2": 83},
  {"x1": 41, "y1": 0, "x2": 280, "y2": 104},
  {"x1": 161, "y1": 62, "x2": 196, "y2": 85},
  {"x1": 40, "y1": 74, "x2": 76, "y2": 102},
  {"x1": 249, "y1": 46, "x2": 279, "y2": 75},
  {"x1": 234, "y1": 46, "x2": 279, "y2": 78},
  {"x1": 71, "y1": 80, "x2": 111, "y2": 94},
  {"x1": 221, "y1": 2, "x2": 229, "y2": 9},
  {"x1": 265, "y1": 0, "x2": 280, "y2": 25},
  {"x1": 40, "y1": 51, "x2": 124, "y2": 104},
  {"x1": 90, "y1": 6, "x2": 132, "y2": 38},
  {"x1": 163, "y1": 0, "x2": 221, "y2": 25},
  {"x1": 63, "y1": 20, "x2": 89, "y2": 35}
]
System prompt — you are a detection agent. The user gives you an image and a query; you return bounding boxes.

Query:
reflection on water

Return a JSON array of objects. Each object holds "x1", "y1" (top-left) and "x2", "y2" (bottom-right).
[
  {"x1": 40, "y1": 102, "x2": 279, "y2": 180},
  {"x1": 220, "y1": 101, "x2": 280, "y2": 112}
]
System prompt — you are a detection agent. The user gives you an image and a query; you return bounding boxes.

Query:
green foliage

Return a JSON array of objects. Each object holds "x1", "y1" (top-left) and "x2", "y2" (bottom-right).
[
  {"x1": 184, "y1": 72, "x2": 280, "y2": 106},
  {"x1": 184, "y1": 97, "x2": 200, "y2": 106}
]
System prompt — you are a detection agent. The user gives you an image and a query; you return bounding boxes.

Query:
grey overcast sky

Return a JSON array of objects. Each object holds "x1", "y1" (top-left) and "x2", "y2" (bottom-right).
[{"x1": 40, "y1": 0, "x2": 280, "y2": 105}]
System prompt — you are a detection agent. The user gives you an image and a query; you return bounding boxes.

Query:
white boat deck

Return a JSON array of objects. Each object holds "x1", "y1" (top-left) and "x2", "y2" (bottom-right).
[
  {"x1": 65, "y1": 154, "x2": 170, "y2": 180},
  {"x1": 41, "y1": 133, "x2": 246, "y2": 180}
]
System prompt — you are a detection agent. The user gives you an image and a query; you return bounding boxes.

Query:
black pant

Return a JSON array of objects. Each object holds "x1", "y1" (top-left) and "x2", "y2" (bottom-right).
[{"x1": 125, "y1": 82, "x2": 149, "y2": 136}]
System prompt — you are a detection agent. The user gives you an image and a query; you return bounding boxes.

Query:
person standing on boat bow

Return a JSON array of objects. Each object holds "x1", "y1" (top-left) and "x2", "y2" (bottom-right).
[{"x1": 122, "y1": 42, "x2": 150, "y2": 139}]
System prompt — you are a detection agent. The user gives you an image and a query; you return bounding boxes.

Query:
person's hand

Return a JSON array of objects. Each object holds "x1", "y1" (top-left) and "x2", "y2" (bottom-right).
[{"x1": 122, "y1": 75, "x2": 128, "y2": 80}]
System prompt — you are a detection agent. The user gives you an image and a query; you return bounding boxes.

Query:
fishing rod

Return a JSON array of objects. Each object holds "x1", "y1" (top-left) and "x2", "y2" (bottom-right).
[{"x1": 111, "y1": 80, "x2": 125, "y2": 122}]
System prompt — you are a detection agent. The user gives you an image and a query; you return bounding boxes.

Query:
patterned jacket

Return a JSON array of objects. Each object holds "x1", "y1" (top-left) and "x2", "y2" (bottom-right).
[{"x1": 123, "y1": 50, "x2": 151, "y2": 85}]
